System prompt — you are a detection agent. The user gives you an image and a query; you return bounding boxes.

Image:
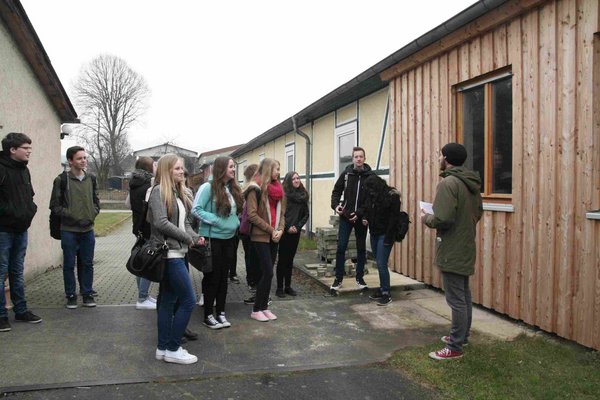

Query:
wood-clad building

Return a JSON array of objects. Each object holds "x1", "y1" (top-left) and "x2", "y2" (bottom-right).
[{"x1": 381, "y1": 0, "x2": 600, "y2": 349}]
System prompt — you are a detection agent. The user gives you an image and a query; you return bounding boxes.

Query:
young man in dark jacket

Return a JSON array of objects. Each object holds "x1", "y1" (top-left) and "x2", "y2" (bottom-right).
[
  {"x1": 330, "y1": 147, "x2": 374, "y2": 292},
  {"x1": 421, "y1": 143, "x2": 483, "y2": 360},
  {"x1": 50, "y1": 146, "x2": 100, "y2": 309},
  {"x1": 0, "y1": 133, "x2": 42, "y2": 332}
]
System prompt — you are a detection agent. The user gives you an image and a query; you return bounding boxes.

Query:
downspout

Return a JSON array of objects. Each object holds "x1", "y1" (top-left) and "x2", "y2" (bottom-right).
[{"x1": 291, "y1": 116, "x2": 312, "y2": 236}]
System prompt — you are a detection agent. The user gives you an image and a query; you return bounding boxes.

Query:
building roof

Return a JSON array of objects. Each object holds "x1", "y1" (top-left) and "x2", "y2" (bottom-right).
[
  {"x1": 0, "y1": 0, "x2": 78, "y2": 123},
  {"x1": 231, "y1": 0, "x2": 507, "y2": 158},
  {"x1": 198, "y1": 144, "x2": 242, "y2": 159},
  {"x1": 133, "y1": 142, "x2": 198, "y2": 157}
]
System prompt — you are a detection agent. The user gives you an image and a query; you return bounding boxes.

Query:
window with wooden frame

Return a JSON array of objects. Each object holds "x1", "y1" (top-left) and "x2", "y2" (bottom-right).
[{"x1": 457, "y1": 70, "x2": 513, "y2": 199}]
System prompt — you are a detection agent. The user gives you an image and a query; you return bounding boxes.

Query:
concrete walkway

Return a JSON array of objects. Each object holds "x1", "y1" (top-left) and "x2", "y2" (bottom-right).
[{"x1": 1, "y1": 222, "x2": 530, "y2": 398}]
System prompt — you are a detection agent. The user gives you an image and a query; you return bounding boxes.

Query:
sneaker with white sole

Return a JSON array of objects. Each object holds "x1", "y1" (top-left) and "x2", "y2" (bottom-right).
[
  {"x1": 203, "y1": 314, "x2": 223, "y2": 329},
  {"x1": 155, "y1": 348, "x2": 166, "y2": 360},
  {"x1": 148, "y1": 296, "x2": 157, "y2": 304},
  {"x1": 136, "y1": 298, "x2": 157, "y2": 310},
  {"x1": 0, "y1": 317, "x2": 10, "y2": 332},
  {"x1": 356, "y1": 278, "x2": 368, "y2": 290},
  {"x1": 164, "y1": 347, "x2": 198, "y2": 364},
  {"x1": 262, "y1": 310, "x2": 277, "y2": 320},
  {"x1": 330, "y1": 279, "x2": 342, "y2": 291},
  {"x1": 250, "y1": 311, "x2": 269, "y2": 322},
  {"x1": 216, "y1": 313, "x2": 231, "y2": 328},
  {"x1": 15, "y1": 310, "x2": 42, "y2": 323},
  {"x1": 377, "y1": 294, "x2": 392, "y2": 306},
  {"x1": 428, "y1": 347, "x2": 463, "y2": 360},
  {"x1": 441, "y1": 336, "x2": 469, "y2": 347}
]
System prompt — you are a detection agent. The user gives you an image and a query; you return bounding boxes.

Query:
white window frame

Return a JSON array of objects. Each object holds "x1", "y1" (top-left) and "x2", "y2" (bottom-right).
[
  {"x1": 334, "y1": 122, "x2": 357, "y2": 178},
  {"x1": 285, "y1": 143, "x2": 295, "y2": 174},
  {"x1": 237, "y1": 160, "x2": 247, "y2": 184},
  {"x1": 258, "y1": 153, "x2": 265, "y2": 162}
]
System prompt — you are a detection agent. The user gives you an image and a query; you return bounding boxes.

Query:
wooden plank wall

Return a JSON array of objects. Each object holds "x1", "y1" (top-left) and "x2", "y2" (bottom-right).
[{"x1": 388, "y1": 0, "x2": 600, "y2": 349}]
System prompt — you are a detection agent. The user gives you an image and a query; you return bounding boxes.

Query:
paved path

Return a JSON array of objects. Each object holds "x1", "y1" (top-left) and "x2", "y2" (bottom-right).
[
  {"x1": 25, "y1": 221, "x2": 324, "y2": 308},
  {"x1": 2, "y1": 220, "x2": 528, "y2": 398}
]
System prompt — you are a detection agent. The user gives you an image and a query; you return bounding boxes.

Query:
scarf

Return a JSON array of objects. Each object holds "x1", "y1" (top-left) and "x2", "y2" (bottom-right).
[
  {"x1": 285, "y1": 188, "x2": 308, "y2": 204},
  {"x1": 268, "y1": 180, "x2": 283, "y2": 228}
]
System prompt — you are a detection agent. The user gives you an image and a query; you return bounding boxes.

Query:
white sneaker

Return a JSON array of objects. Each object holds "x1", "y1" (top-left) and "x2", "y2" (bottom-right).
[
  {"x1": 148, "y1": 296, "x2": 157, "y2": 304},
  {"x1": 216, "y1": 312, "x2": 231, "y2": 328},
  {"x1": 155, "y1": 348, "x2": 166, "y2": 360},
  {"x1": 136, "y1": 298, "x2": 157, "y2": 310},
  {"x1": 164, "y1": 347, "x2": 198, "y2": 364},
  {"x1": 197, "y1": 294, "x2": 204, "y2": 306}
]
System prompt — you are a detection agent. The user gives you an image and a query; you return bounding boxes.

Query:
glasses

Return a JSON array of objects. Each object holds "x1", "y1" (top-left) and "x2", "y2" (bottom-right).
[{"x1": 18, "y1": 146, "x2": 33, "y2": 151}]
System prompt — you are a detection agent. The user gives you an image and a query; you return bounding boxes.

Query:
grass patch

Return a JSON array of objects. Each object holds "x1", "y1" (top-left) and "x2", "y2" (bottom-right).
[
  {"x1": 94, "y1": 212, "x2": 131, "y2": 237},
  {"x1": 389, "y1": 333, "x2": 600, "y2": 399},
  {"x1": 298, "y1": 235, "x2": 317, "y2": 250}
]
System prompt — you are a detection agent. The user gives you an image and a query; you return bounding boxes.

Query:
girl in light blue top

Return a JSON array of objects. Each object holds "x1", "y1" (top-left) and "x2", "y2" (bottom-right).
[{"x1": 192, "y1": 156, "x2": 243, "y2": 329}]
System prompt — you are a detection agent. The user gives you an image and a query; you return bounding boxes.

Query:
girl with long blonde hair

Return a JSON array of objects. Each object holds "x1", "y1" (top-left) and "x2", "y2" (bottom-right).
[
  {"x1": 245, "y1": 158, "x2": 285, "y2": 322},
  {"x1": 147, "y1": 154, "x2": 204, "y2": 364}
]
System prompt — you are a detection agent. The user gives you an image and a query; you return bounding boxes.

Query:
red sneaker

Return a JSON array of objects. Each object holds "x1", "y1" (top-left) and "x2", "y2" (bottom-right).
[
  {"x1": 441, "y1": 336, "x2": 469, "y2": 346},
  {"x1": 429, "y1": 347, "x2": 463, "y2": 360}
]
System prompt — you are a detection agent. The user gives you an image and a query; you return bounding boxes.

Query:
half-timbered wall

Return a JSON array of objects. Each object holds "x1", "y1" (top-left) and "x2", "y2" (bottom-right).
[{"x1": 384, "y1": 0, "x2": 600, "y2": 349}]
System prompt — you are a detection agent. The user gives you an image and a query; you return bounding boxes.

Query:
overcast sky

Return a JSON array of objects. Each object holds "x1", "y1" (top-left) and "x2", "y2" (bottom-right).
[{"x1": 21, "y1": 0, "x2": 475, "y2": 155}]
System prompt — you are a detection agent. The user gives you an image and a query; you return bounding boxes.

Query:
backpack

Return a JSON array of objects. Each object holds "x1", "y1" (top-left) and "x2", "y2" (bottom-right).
[
  {"x1": 49, "y1": 172, "x2": 98, "y2": 240},
  {"x1": 395, "y1": 211, "x2": 411, "y2": 242},
  {"x1": 389, "y1": 189, "x2": 410, "y2": 242},
  {"x1": 239, "y1": 187, "x2": 261, "y2": 236}
]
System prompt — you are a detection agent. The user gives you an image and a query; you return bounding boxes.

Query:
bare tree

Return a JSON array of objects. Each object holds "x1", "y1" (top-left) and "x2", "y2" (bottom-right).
[{"x1": 73, "y1": 54, "x2": 150, "y2": 181}]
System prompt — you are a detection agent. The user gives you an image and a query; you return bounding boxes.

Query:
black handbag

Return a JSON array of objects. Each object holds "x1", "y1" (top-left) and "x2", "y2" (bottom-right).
[
  {"x1": 188, "y1": 240, "x2": 212, "y2": 273},
  {"x1": 125, "y1": 186, "x2": 167, "y2": 282},
  {"x1": 126, "y1": 235, "x2": 168, "y2": 282}
]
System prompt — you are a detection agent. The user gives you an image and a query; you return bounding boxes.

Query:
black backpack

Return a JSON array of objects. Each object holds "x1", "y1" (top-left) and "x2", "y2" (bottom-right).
[
  {"x1": 395, "y1": 211, "x2": 411, "y2": 242},
  {"x1": 389, "y1": 189, "x2": 410, "y2": 242},
  {"x1": 49, "y1": 172, "x2": 98, "y2": 240}
]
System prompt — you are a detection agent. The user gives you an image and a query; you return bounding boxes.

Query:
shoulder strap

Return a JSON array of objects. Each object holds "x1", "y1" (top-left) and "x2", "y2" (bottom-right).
[
  {"x1": 90, "y1": 174, "x2": 100, "y2": 210},
  {"x1": 60, "y1": 171, "x2": 69, "y2": 207}
]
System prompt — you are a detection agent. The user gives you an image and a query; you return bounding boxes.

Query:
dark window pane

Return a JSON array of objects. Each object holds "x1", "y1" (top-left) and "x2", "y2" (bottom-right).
[
  {"x1": 462, "y1": 87, "x2": 485, "y2": 191},
  {"x1": 492, "y1": 77, "x2": 512, "y2": 194}
]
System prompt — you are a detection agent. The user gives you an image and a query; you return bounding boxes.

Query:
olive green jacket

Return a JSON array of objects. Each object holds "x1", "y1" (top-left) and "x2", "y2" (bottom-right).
[{"x1": 423, "y1": 166, "x2": 483, "y2": 276}]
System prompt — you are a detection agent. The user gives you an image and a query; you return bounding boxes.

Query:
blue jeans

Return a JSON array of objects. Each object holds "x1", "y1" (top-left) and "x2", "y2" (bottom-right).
[
  {"x1": 137, "y1": 277, "x2": 152, "y2": 301},
  {"x1": 335, "y1": 217, "x2": 367, "y2": 281},
  {"x1": 61, "y1": 230, "x2": 95, "y2": 298},
  {"x1": 370, "y1": 234, "x2": 393, "y2": 294},
  {"x1": 157, "y1": 258, "x2": 196, "y2": 351},
  {"x1": 0, "y1": 231, "x2": 29, "y2": 317}
]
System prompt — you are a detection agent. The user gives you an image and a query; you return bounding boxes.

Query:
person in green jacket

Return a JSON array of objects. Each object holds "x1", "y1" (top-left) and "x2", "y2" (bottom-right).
[
  {"x1": 421, "y1": 143, "x2": 483, "y2": 361},
  {"x1": 50, "y1": 146, "x2": 100, "y2": 309}
]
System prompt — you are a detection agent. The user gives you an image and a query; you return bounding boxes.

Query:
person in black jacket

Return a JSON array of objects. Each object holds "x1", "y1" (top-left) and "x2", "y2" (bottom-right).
[
  {"x1": 0, "y1": 132, "x2": 42, "y2": 332},
  {"x1": 275, "y1": 171, "x2": 309, "y2": 297},
  {"x1": 329, "y1": 147, "x2": 374, "y2": 292},
  {"x1": 362, "y1": 175, "x2": 401, "y2": 306},
  {"x1": 128, "y1": 156, "x2": 157, "y2": 310}
]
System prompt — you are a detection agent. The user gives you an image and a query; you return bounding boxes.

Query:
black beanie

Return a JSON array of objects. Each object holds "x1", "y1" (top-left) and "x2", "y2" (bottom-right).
[{"x1": 441, "y1": 143, "x2": 467, "y2": 166}]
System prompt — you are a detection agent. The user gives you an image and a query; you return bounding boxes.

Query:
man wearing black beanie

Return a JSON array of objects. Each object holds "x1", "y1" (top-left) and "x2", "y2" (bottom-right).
[{"x1": 420, "y1": 142, "x2": 483, "y2": 360}]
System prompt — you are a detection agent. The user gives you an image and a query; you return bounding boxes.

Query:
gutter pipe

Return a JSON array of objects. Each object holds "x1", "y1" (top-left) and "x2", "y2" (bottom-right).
[{"x1": 291, "y1": 116, "x2": 312, "y2": 236}]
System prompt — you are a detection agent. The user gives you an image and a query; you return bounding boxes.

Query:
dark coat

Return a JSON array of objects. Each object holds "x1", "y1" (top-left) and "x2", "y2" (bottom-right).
[
  {"x1": 129, "y1": 169, "x2": 152, "y2": 238},
  {"x1": 364, "y1": 189, "x2": 401, "y2": 245},
  {"x1": 330, "y1": 163, "x2": 374, "y2": 220},
  {"x1": 284, "y1": 189, "x2": 309, "y2": 232},
  {"x1": 0, "y1": 152, "x2": 37, "y2": 232}
]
